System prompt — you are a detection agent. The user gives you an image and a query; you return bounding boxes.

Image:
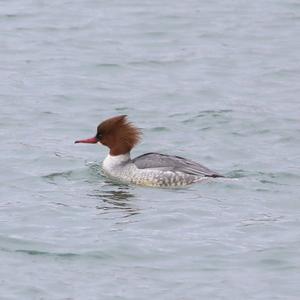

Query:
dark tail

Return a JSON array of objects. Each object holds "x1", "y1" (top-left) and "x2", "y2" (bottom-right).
[{"x1": 208, "y1": 173, "x2": 224, "y2": 178}]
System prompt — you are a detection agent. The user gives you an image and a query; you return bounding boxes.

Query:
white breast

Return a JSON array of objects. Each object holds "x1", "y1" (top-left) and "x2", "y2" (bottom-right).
[{"x1": 102, "y1": 153, "x2": 131, "y2": 174}]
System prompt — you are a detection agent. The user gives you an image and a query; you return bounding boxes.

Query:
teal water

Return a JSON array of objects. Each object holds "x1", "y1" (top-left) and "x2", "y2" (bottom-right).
[{"x1": 1, "y1": 0, "x2": 300, "y2": 299}]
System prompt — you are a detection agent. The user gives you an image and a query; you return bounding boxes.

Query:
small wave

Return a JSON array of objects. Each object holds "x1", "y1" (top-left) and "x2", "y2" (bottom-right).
[
  {"x1": 116, "y1": 106, "x2": 129, "y2": 112},
  {"x1": 223, "y1": 169, "x2": 247, "y2": 178},
  {"x1": 94, "y1": 63, "x2": 123, "y2": 69},
  {"x1": 1, "y1": 247, "x2": 111, "y2": 260},
  {"x1": 0, "y1": 13, "x2": 35, "y2": 19},
  {"x1": 151, "y1": 126, "x2": 170, "y2": 132},
  {"x1": 42, "y1": 170, "x2": 74, "y2": 181},
  {"x1": 128, "y1": 59, "x2": 184, "y2": 67},
  {"x1": 182, "y1": 109, "x2": 233, "y2": 124},
  {"x1": 0, "y1": 236, "x2": 111, "y2": 259},
  {"x1": 15, "y1": 249, "x2": 78, "y2": 257},
  {"x1": 42, "y1": 164, "x2": 102, "y2": 183},
  {"x1": 240, "y1": 214, "x2": 284, "y2": 226}
]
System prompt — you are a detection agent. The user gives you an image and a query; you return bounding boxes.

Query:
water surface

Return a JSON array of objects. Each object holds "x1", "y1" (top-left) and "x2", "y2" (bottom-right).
[{"x1": 1, "y1": 0, "x2": 300, "y2": 299}]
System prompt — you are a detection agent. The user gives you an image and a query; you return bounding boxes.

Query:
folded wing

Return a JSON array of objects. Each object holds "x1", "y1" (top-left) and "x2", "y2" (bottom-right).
[{"x1": 132, "y1": 152, "x2": 222, "y2": 177}]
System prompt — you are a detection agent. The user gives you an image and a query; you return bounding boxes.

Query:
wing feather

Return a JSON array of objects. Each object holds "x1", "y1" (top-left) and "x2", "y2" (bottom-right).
[{"x1": 132, "y1": 152, "x2": 222, "y2": 177}]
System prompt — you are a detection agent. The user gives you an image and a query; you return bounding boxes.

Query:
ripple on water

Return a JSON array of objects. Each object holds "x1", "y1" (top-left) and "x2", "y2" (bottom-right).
[
  {"x1": 128, "y1": 58, "x2": 185, "y2": 67},
  {"x1": 0, "y1": 238, "x2": 112, "y2": 260},
  {"x1": 42, "y1": 164, "x2": 103, "y2": 183},
  {"x1": 90, "y1": 186, "x2": 140, "y2": 218},
  {"x1": 94, "y1": 63, "x2": 123, "y2": 69},
  {"x1": 182, "y1": 109, "x2": 233, "y2": 124},
  {"x1": 150, "y1": 126, "x2": 170, "y2": 132}
]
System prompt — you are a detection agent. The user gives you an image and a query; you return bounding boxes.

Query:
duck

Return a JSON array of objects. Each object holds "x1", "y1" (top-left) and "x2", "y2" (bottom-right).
[{"x1": 75, "y1": 115, "x2": 222, "y2": 187}]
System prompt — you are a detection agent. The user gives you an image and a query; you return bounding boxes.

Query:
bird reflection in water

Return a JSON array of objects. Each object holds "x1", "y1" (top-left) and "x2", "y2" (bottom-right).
[{"x1": 90, "y1": 182, "x2": 139, "y2": 218}]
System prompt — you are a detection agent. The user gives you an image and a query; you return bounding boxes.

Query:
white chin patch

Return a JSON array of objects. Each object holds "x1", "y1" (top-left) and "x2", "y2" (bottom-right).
[{"x1": 97, "y1": 141, "x2": 102, "y2": 145}]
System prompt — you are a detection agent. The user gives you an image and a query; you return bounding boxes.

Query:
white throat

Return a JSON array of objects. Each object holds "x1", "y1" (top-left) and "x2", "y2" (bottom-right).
[{"x1": 102, "y1": 153, "x2": 131, "y2": 172}]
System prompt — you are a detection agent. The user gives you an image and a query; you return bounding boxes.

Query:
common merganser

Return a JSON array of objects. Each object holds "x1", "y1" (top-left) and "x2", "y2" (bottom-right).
[{"x1": 75, "y1": 115, "x2": 222, "y2": 187}]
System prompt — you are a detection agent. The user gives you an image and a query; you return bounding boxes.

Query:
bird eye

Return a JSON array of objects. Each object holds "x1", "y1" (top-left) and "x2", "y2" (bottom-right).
[{"x1": 96, "y1": 133, "x2": 102, "y2": 140}]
